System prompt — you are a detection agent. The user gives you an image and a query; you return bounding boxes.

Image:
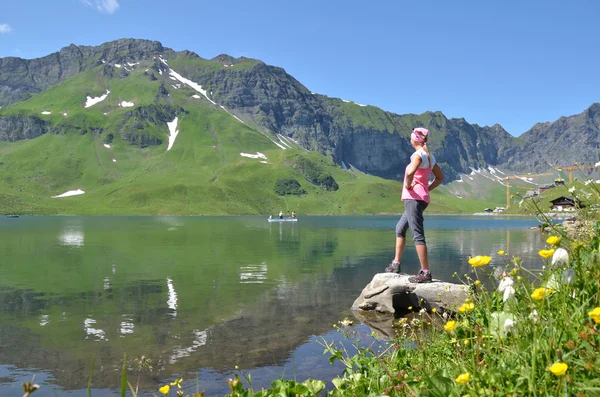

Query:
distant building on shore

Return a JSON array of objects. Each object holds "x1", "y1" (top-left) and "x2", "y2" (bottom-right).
[{"x1": 550, "y1": 196, "x2": 582, "y2": 211}]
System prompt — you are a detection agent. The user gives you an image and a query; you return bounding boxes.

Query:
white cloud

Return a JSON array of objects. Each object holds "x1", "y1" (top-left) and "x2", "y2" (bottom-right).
[
  {"x1": 0, "y1": 24, "x2": 13, "y2": 34},
  {"x1": 82, "y1": 0, "x2": 120, "y2": 14}
]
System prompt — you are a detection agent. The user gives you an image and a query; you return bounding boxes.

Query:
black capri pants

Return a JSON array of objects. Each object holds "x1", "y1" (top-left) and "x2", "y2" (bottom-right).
[{"x1": 395, "y1": 199, "x2": 429, "y2": 245}]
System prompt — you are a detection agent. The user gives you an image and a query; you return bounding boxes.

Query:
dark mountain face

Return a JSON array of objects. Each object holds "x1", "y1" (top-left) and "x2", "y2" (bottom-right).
[
  {"x1": 0, "y1": 39, "x2": 187, "y2": 108},
  {"x1": 191, "y1": 62, "x2": 519, "y2": 181},
  {"x1": 501, "y1": 103, "x2": 600, "y2": 171},
  {"x1": 0, "y1": 38, "x2": 596, "y2": 182}
]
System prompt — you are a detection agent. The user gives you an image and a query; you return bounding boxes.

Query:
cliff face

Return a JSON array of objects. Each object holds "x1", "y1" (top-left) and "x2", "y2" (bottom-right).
[
  {"x1": 193, "y1": 62, "x2": 335, "y2": 152},
  {"x1": 189, "y1": 62, "x2": 519, "y2": 181},
  {"x1": 0, "y1": 115, "x2": 50, "y2": 141},
  {"x1": 502, "y1": 103, "x2": 600, "y2": 170}
]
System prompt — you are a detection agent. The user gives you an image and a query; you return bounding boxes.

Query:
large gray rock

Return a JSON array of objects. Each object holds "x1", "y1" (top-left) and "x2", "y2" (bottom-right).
[
  {"x1": 352, "y1": 273, "x2": 468, "y2": 315},
  {"x1": 0, "y1": 115, "x2": 50, "y2": 141}
]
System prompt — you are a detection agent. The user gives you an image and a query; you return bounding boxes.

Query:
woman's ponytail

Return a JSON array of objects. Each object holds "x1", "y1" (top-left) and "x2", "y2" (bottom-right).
[
  {"x1": 423, "y1": 140, "x2": 432, "y2": 169},
  {"x1": 417, "y1": 132, "x2": 432, "y2": 169}
]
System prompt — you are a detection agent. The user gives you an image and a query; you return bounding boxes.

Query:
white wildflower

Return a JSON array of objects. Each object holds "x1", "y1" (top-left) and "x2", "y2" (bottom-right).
[
  {"x1": 529, "y1": 309, "x2": 539, "y2": 323},
  {"x1": 568, "y1": 186, "x2": 576, "y2": 193},
  {"x1": 551, "y1": 248, "x2": 570, "y2": 268},
  {"x1": 503, "y1": 285, "x2": 516, "y2": 302},
  {"x1": 497, "y1": 276, "x2": 514, "y2": 292},
  {"x1": 498, "y1": 276, "x2": 515, "y2": 302},
  {"x1": 503, "y1": 318, "x2": 516, "y2": 334}
]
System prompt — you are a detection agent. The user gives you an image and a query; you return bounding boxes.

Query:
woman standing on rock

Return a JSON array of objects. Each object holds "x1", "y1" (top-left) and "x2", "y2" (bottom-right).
[{"x1": 385, "y1": 127, "x2": 444, "y2": 283}]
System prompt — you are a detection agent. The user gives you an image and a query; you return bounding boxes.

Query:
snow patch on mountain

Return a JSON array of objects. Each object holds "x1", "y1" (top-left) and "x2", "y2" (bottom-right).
[
  {"x1": 240, "y1": 152, "x2": 267, "y2": 160},
  {"x1": 85, "y1": 90, "x2": 110, "y2": 108},
  {"x1": 219, "y1": 105, "x2": 245, "y2": 124},
  {"x1": 166, "y1": 117, "x2": 179, "y2": 151},
  {"x1": 169, "y1": 69, "x2": 215, "y2": 105},
  {"x1": 52, "y1": 189, "x2": 85, "y2": 198},
  {"x1": 277, "y1": 134, "x2": 292, "y2": 149}
]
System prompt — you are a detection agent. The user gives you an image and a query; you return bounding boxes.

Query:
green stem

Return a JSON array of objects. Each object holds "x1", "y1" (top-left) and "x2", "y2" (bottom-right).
[{"x1": 531, "y1": 326, "x2": 537, "y2": 394}]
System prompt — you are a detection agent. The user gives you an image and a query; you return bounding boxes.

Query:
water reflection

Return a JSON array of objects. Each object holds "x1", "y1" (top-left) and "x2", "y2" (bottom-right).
[
  {"x1": 39, "y1": 314, "x2": 49, "y2": 327},
  {"x1": 83, "y1": 318, "x2": 106, "y2": 341},
  {"x1": 166, "y1": 278, "x2": 178, "y2": 317},
  {"x1": 119, "y1": 315, "x2": 135, "y2": 337},
  {"x1": 169, "y1": 329, "x2": 208, "y2": 364},
  {"x1": 58, "y1": 230, "x2": 84, "y2": 247},
  {"x1": 240, "y1": 263, "x2": 268, "y2": 284},
  {"x1": 0, "y1": 215, "x2": 545, "y2": 396},
  {"x1": 58, "y1": 219, "x2": 85, "y2": 247}
]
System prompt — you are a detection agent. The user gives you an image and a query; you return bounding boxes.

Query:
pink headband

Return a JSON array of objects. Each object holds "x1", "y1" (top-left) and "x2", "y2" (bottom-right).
[{"x1": 411, "y1": 127, "x2": 429, "y2": 143}]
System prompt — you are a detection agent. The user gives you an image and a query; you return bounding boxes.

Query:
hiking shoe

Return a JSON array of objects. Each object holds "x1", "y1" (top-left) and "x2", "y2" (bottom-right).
[
  {"x1": 385, "y1": 261, "x2": 401, "y2": 273},
  {"x1": 408, "y1": 269, "x2": 432, "y2": 283}
]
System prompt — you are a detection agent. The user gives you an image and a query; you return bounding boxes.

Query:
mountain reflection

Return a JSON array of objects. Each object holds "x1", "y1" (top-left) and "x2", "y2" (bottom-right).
[{"x1": 0, "y1": 215, "x2": 544, "y2": 394}]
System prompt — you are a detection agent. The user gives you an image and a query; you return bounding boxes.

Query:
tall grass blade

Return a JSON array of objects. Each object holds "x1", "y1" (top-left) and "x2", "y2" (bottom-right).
[
  {"x1": 86, "y1": 357, "x2": 95, "y2": 397},
  {"x1": 120, "y1": 353, "x2": 127, "y2": 397}
]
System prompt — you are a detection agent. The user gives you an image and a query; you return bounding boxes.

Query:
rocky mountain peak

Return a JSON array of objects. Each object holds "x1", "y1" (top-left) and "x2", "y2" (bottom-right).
[
  {"x1": 211, "y1": 54, "x2": 239, "y2": 65},
  {"x1": 584, "y1": 102, "x2": 600, "y2": 118}
]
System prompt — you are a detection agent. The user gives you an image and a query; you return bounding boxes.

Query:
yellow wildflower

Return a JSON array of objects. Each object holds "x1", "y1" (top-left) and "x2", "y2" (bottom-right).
[
  {"x1": 159, "y1": 385, "x2": 170, "y2": 395},
  {"x1": 538, "y1": 249, "x2": 555, "y2": 259},
  {"x1": 548, "y1": 362, "x2": 568, "y2": 376},
  {"x1": 588, "y1": 307, "x2": 600, "y2": 324},
  {"x1": 170, "y1": 379, "x2": 183, "y2": 389},
  {"x1": 458, "y1": 302, "x2": 475, "y2": 313},
  {"x1": 444, "y1": 320, "x2": 456, "y2": 331},
  {"x1": 531, "y1": 287, "x2": 552, "y2": 300},
  {"x1": 497, "y1": 250, "x2": 505, "y2": 256},
  {"x1": 474, "y1": 280, "x2": 481, "y2": 286},
  {"x1": 432, "y1": 308, "x2": 437, "y2": 313},
  {"x1": 546, "y1": 236, "x2": 561, "y2": 246},
  {"x1": 468, "y1": 255, "x2": 492, "y2": 267},
  {"x1": 455, "y1": 372, "x2": 470, "y2": 384}
]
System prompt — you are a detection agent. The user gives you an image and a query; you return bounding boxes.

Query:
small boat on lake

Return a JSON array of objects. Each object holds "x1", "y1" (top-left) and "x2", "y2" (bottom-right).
[
  {"x1": 268, "y1": 218, "x2": 298, "y2": 222},
  {"x1": 6, "y1": 215, "x2": 19, "y2": 218}
]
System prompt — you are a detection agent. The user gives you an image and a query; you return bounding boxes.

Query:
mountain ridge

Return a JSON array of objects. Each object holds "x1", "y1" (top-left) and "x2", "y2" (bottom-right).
[{"x1": 0, "y1": 38, "x2": 598, "y2": 215}]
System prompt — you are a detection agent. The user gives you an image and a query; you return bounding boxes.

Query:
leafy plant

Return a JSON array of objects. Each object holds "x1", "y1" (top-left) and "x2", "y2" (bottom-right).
[
  {"x1": 294, "y1": 157, "x2": 339, "y2": 191},
  {"x1": 274, "y1": 178, "x2": 305, "y2": 196}
]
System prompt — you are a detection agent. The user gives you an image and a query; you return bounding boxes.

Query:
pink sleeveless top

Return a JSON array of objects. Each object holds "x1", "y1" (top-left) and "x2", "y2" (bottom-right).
[{"x1": 401, "y1": 149, "x2": 436, "y2": 203}]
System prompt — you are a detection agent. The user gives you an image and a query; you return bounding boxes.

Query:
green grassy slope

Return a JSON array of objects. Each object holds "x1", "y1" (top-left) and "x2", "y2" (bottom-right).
[{"x1": 0, "y1": 61, "x2": 501, "y2": 215}]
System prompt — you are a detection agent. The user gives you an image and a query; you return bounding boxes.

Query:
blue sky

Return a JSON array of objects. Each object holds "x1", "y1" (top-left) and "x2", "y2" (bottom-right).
[{"x1": 0, "y1": 0, "x2": 598, "y2": 136}]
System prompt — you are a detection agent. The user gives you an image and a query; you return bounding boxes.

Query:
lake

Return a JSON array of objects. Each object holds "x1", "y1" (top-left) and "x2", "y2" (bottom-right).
[{"x1": 0, "y1": 215, "x2": 546, "y2": 396}]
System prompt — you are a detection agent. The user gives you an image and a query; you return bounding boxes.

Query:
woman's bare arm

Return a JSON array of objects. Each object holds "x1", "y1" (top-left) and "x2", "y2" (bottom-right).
[
  {"x1": 428, "y1": 164, "x2": 444, "y2": 191},
  {"x1": 404, "y1": 155, "x2": 423, "y2": 189}
]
